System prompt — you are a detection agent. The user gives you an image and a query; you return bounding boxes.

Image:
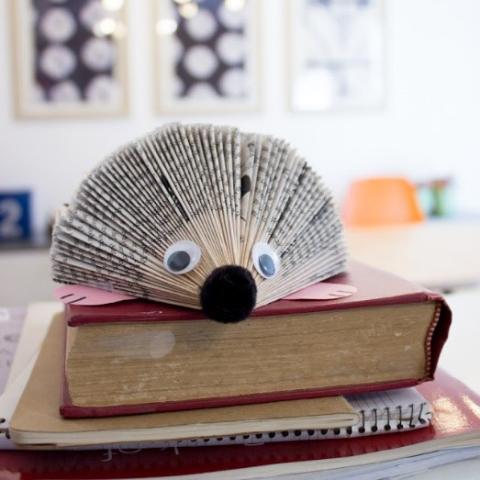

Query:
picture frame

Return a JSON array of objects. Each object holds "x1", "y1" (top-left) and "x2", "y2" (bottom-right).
[
  {"x1": 288, "y1": 0, "x2": 385, "y2": 112},
  {"x1": 153, "y1": 0, "x2": 261, "y2": 114},
  {"x1": 10, "y1": 0, "x2": 129, "y2": 119}
]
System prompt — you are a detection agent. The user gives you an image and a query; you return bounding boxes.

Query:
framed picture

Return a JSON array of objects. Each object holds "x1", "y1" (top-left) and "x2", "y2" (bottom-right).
[
  {"x1": 153, "y1": 0, "x2": 261, "y2": 113},
  {"x1": 288, "y1": 0, "x2": 385, "y2": 112},
  {"x1": 11, "y1": 0, "x2": 128, "y2": 118}
]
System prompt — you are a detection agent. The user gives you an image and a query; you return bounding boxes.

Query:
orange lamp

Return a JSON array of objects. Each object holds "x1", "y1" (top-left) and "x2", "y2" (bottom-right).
[{"x1": 342, "y1": 177, "x2": 425, "y2": 227}]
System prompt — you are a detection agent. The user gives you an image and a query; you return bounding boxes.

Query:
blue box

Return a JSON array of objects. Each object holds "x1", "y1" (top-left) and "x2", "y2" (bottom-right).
[{"x1": 0, "y1": 191, "x2": 32, "y2": 242}]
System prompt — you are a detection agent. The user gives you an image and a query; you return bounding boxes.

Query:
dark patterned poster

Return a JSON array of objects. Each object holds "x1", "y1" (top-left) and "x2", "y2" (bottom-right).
[
  {"x1": 12, "y1": 0, "x2": 128, "y2": 118},
  {"x1": 155, "y1": 0, "x2": 260, "y2": 113}
]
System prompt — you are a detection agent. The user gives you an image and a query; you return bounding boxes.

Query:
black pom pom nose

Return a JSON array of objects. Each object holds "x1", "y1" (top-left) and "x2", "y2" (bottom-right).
[{"x1": 200, "y1": 266, "x2": 257, "y2": 323}]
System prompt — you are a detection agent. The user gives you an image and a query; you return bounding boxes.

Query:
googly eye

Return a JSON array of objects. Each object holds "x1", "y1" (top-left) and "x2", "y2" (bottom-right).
[
  {"x1": 252, "y1": 242, "x2": 280, "y2": 279},
  {"x1": 164, "y1": 240, "x2": 202, "y2": 275}
]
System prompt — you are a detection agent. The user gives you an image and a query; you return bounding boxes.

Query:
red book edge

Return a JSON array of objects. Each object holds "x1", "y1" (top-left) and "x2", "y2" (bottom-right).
[
  {"x1": 60, "y1": 293, "x2": 451, "y2": 418},
  {"x1": 2, "y1": 370, "x2": 478, "y2": 479},
  {"x1": 64, "y1": 262, "x2": 445, "y2": 326}
]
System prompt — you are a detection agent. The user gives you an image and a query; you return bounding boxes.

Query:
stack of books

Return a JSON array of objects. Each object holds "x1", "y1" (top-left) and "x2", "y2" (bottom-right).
[{"x1": 1, "y1": 261, "x2": 480, "y2": 479}]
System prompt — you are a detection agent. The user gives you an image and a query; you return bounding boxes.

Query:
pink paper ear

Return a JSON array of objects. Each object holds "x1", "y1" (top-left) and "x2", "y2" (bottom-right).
[
  {"x1": 54, "y1": 285, "x2": 136, "y2": 306},
  {"x1": 282, "y1": 282, "x2": 357, "y2": 301}
]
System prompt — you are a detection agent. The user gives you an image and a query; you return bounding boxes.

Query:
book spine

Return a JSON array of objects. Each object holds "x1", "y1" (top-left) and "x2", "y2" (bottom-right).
[{"x1": 426, "y1": 295, "x2": 452, "y2": 379}]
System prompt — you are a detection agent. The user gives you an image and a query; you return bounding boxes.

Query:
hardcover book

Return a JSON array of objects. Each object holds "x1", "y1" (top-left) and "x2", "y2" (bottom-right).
[{"x1": 61, "y1": 262, "x2": 451, "y2": 418}]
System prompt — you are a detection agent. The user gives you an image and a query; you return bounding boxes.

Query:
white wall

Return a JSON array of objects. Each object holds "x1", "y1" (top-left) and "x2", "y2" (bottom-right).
[{"x1": 1, "y1": 0, "x2": 480, "y2": 234}]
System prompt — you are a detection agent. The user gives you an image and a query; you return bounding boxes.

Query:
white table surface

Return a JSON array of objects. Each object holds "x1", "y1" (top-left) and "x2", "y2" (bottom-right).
[
  {"x1": 346, "y1": 220, "x2": 480, "y2": 291},
  {"x1": 440, "y1": 288, "x2": 480, "y2": 394},
  {"x1": 0, "y1": 249, "x2": 55, "y2": 306}
]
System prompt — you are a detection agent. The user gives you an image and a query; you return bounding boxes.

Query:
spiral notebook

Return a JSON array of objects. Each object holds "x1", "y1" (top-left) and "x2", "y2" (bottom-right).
[
  {"x1": 162, "y1": 389, "x2": 432, "y2": 448},
  {"x1": 42, "y1": 387, "x2": 431, "y2": 450}
]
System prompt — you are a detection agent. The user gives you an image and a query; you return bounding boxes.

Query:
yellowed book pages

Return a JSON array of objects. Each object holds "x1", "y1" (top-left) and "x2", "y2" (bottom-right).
[
  {"x1": 10, "y1": 314, "x2": 357, "y2": 448},
  {"x1": 66, "y1": 303, "x2": 436, "y2": 409}
]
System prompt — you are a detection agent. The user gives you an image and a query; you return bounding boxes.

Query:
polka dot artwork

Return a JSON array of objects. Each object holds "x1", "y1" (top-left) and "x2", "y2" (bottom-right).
[
  {"x1": 39, "y1": 7, "x2": 77, "y2": 42},
  {"x1": 172, "y1": 0, "x2": 251, "y2": 100},
  {"x1": 31, "y1": 0, "x2": 121, "y2": 105}
]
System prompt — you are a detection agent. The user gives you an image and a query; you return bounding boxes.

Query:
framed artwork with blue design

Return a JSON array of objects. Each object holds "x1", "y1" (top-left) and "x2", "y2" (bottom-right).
[
  {"x1": 11, "y1": 0, "x2": 128, "y2": 118},
  {"x1": 154, "y1": 0, "x2": 261, "y2": 113},
  {"x1": 288, "y1": 0, "x2": 385, "y2": 111},
  {"x1": 0, "y1": 191, "x2": 32, "y2": 243}
]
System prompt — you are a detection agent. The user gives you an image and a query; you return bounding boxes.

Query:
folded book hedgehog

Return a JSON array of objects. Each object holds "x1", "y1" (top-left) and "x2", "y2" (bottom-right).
[{"x1": 51, "y1": 123, "x2": 347, "y2": 323}]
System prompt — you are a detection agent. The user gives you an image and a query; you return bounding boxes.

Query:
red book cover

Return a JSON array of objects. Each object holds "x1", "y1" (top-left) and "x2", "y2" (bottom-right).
[
  {"x1": 61, "y1": 262, "x2": 451, "y2": 418},
  {"x1": 1, "y1": 370, "x2": 479, "y2": 479},
  {"x1": 66, "y1": 262, "x2": 450, "y2": 328}
]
